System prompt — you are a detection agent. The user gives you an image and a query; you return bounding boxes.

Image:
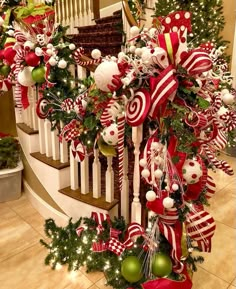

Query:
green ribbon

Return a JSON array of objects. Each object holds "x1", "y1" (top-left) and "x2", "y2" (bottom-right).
[{"x1": 14, "y1": 3, "x2": 52, "y2": 19}]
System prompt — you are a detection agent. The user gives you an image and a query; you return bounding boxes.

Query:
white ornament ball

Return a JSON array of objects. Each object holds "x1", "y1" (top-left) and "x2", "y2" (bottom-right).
[
  {"x1": 94, "y1": 61, "x2": 120, "y2": 92},
  {"x1": 18, "y1": 66, "x2": 36, "y2": 87},
  {"x1": 135, "y1": 48, "x2": 142, "y2": 57},
  {"x1": 149, "y1": 28, "x2": 157, "y2": 37},
  {"x1": 129, "y1": 45, "x2": 136, "y2": 53},
  {"x1": 130, "y1": 26, "x2": 140, "y2": 37},
  {"x1": 49, "y1": 57, "x2": 57, "y2": 66},
  {"x1": 217, "y1": 106, "x2": 228, "y2": 116},
  {"x1": 47, "y1": 43, "x2": 53, "y2": 49},
  {"x1": 69, "y1": 43, "x2": 76, "y2": 50},
  {"x1": 141, "y1": 49, "x2": 153, "y2": 65},
  {"x1": 118, "y1": 52, "x2": 126, "y2": 60},
  {"x1": 102, "y1": 123, "x2": 118, "y2": 145},
  {"x1": 7, "y1": 30, "x2": 14, "y2": 37},
  {"x1": 139, "y1": 158, "x2": 147, "y2": 167},
  {"x1": 24, "y1": 41, "x2": 35, "y2": 50},
  {"x1": 91, "y1": 49, "x2": 101, "y2": 59},
  {"x1": 154, "y1": 169, "x2": 163, "y2": 179},
  {"x1": 163, "y1": 197, "x2": 174, "y2": 209},
  {"x1": 46, "y1": 49, "x2": 53, "y2": 56},
  {"x1": 182, "y1": 159, "x2": 203, "y2": 184},
  {"x1": 35, "y1": 47, "x2": 43, "y2": 56},
  {"x1": 171, "y1": 183, "x2": 179, "y2": 191},
  {"x1": 221, "y1": 93, "x2": 235, "y2": 105},
  {"x1": 221, "y1": 88, "x2": 229, "y2": 95},
  {"x1": 58, "y1": 59, "x2": 67, "y2": 69},
  {"x1": 141, "y1": 168, "x2": 150, "y2": 178},
  {"x1": 146, "y1": 190, "x2": 156, "y2": 202}
]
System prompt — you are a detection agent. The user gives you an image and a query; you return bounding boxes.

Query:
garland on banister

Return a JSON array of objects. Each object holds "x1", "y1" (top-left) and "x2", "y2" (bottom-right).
[{"x1": 0, "y1": 2, "x2": 235, "y2": 288}]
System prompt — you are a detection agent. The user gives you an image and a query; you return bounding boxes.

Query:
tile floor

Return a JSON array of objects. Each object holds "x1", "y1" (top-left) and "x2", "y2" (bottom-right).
[{"x1": 0, "y1": 154, "x2": 235, "y2": 289}]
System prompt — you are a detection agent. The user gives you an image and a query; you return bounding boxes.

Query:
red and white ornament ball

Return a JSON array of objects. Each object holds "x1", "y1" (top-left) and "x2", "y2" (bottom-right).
[{"x1": 182, "y1": 159, "x2": 203, "y2": 184}]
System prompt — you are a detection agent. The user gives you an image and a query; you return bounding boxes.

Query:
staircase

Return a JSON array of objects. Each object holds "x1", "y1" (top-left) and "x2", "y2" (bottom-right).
[{"x1": 70, "y1": 10, "x2": 123, "y2": 56}]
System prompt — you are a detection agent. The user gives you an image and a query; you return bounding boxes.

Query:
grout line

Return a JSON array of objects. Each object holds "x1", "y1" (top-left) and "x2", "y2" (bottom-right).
[{"x1": 198, "y1": 266, "x2": 232, "y2": 285}]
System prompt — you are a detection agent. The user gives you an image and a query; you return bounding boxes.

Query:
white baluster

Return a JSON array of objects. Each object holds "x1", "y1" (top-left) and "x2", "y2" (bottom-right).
[
  {"x1": 74, "y1": 0, "x2": 80, "y2": 28},
  {"x1": 121, "y1": 147, "x2": 129, "y2": 222},
  {"x1": 83, "y1": 0, "x2": 88, "y2": 26},
  {"x1": 65, "y1": 0, "x2": 70, "y2": 30},
  {"x1": 55, "y1": 0, "x2": 61, "y2": 24},
  {"x1": 27, "y1": 103, "x2": 33, "y2": 128},
  {"x1": 70, "y1": 145, "x2": 79, "y2": 190},
  {"x1": 80, "y1": 150, "x2": 89, "y2": 194},
  {"x1": 38, "y1": 118, "x2": 46, "y2": 154},
  {"x1": 106, "y1": 156, "x2": 114, "y2": 203},
  {"x1": 44, "y1": 119, "x2": 52, "y2": 157},
  {"x1": 92, "y1": 148, "x2": 101, "y2": 198},
  {"x1": 61, "y1": 0, "x2": 66, "y2": 27},
  {"x1": 51, "y1": 125, "x2": 60, "y2": 160},
  {"x1": 59, "y1": 121, "x2": 69, "y2": 163},
  {"x1": 69, "y1": 0, "x2": 76, "y2": 33},
  {"x1": 22, "y1": 107, "x2": 28, "y2": 125},
  {"x1": 77, "y1": 65, "x2": 87, "y2": 79},
  {"x1": 87, "y1": 0, "x2": 92, "y2": 25},
  {"x1": 131, "y1": 125, "x2": 142, "y2": 224},
  {"x1": 78, "y1": 0, "x2": 83, "y2": 27},
  {"x1": 31, "y1": 89, "x2": 38, "y2": 131}
]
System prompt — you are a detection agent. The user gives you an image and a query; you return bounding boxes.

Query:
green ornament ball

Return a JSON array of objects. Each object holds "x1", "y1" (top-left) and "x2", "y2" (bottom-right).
[
  {"x1": 121, "y1": 256, "x2": 143, "y2": 283},
  {"x1": 0, "y1": 64, "x2": 11, "y2": 77},
  {"x1": 31, "y1": 66, "x2": 46, "y2": 84},
  {"x1": 152, "y1": 252, "x2": 172, "y2": 277}
]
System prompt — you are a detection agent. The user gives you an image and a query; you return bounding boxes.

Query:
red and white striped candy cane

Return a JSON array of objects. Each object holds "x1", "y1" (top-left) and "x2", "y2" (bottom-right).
[
  {"x1": 220, "y1": 111, "x2": 236, "y2": 133},
  {"x1": 73, "y1": 47, "x2": 101, "y2": 66},
  {"x1": 205, "y1": 175, "x2": 216, "y2": 199},
  {"x1": 117, "y1": 114, "x2": 126, "y2": 191}
]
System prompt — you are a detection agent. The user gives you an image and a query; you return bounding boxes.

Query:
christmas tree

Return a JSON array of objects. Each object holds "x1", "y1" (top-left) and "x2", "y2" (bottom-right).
[{"x1": 154, "y1": 0, "x2": 226, "y2": 49}]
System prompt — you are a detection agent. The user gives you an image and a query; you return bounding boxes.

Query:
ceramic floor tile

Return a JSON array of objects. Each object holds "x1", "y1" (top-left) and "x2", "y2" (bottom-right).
[
  {"x1": 23, "y1": 211, "x2": 46, "y2": 237},
  {"x1": 0, "y1": 243, "x2": 93, "y2": 289},
  {"x1": 197, "y1": 221, "x2": 236, "y2": 283},
  {"x1": 228, "y1": 286, "x2": 236, "y2": 289},
  {"x1": 232, "y1": 278, "x2": 236, "y2": 286},
  {"x1": 0, "y1": 202, "x2": 17, "y2": 218},
  {"x1": 192, "y1": 267, "x2": 229, "y2": 289},
  {"x1": 95, "y1": 277, "x2": 113, "y2": 289},
  {"x1": 0, "y1": 210, "x2": 40, "y2": 261},
  {"x1": 208, "y1": 188, "x2": 236, "y2": 228},
  {"x1": 6, "y1": 194, "x2": 38, "y2": 218},
  {"x1": 88, "y1": 285, "x2": 100, "y2": 289},
  {"x1": 79, "y1": 266, "x2": 104, "y2": 283}
]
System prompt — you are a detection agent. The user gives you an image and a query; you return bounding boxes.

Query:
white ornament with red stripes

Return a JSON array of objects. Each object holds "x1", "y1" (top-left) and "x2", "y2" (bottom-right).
[
  {"x1": 71, "y1": 140, "x2": 86, "y2": 162},
  {"x1": 182, "y1": 159, "x2": 203, "y2": 184},
  {"x1": 102, "y1": 123, "x2": 118, "y2": 146}
]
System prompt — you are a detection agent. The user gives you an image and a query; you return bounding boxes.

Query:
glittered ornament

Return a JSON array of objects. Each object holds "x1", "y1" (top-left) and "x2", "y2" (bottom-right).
[
  {"x1": 102, "y1": 123, "x2": 118, "y2": 145},
  {"x1": 31, "y1": 66, "x2": 46, "y2": 84},
  {"x1": 18, "y1": 67, "x2": 36, "y2": 87},
  {"x1": 0, "y1": 65, "x2": 11, "y2": 77},
  {"x1": 130, "y1": 26, "x2": 140, "y2": 37},
  {"x1": 146, "y1": 190, "x2": 156, "y2": 202},
  {"x1": 139, "y1": 158, "x2": 147, "y2": 167},
  {"x1": 48, "y1": 57, "x2": 57, "y2": 66},
  {"x1": 3, "y1": 43, "x2": 16, "y2": 65},
  {"x1": 69, "y1": 43, "x2": 76, "y2": 50},
  {"x1": 94, "y1": 61, "x2": 120, "y2": 92},
  {"x1": 25, "y1": 52, "x2": 41, "y2": 67},
  {"x1": 35, "y1": 47, "x2": 43, "y2": 56},
  {"x1": 182, "y1": 159, "x2": 203, "y2": 184},
  {"x1": 152, "y1": 252, "x2": 172, "y2": 277},
  {"x1": 121, "y1": 256, "x2": 143, "y2": 283}
]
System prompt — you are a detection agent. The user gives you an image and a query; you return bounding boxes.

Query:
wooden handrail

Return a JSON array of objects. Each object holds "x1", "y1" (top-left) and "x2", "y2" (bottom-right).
[{"x1": 122, "y1": 0, "x2": 138, "y2": 27}]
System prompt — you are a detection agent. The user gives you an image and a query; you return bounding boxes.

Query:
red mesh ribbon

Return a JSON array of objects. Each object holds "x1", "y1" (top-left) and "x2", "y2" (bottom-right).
[{"x1": 59, "y1": 119, "x2": 80, "y2": 142}]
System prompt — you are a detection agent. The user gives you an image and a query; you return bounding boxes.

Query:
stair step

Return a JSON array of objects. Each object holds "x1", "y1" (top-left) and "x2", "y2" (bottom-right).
[
  {"x1": 78, "y1": 42, "x2": 122, "y2": 48},
  {"x1": 59, "y1": 186, "x2": 119, "y2": 211},
  {"x1": 17, "y1": 123, "x2": 38, "y2": 135},
  {"x1": 95, "y1": 10, "x2": 122, "y2": 25},
  {"x1": 76, "y1": 21, "x2": 122, "y2": 33},
  {"x1": 30, "y1": 152, "x2": 70, "y2": 170}
]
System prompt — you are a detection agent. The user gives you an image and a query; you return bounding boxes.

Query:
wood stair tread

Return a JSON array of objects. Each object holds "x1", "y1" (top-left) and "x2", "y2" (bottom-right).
[
  {"x1": 30, "y1": 152, "x2": 70, "y2": 170},
  {"x1": 17, "y1": 123, "x2": 38, "y2": 135},
  {"x1": 59, "y1": 186, "x2": 119, "y2": 211}
]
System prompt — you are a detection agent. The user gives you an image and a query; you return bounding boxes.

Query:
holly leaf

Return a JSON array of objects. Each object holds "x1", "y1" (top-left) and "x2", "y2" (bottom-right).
[{"x1": 197, "y1": 96, "x2": 210, "y2": 109}]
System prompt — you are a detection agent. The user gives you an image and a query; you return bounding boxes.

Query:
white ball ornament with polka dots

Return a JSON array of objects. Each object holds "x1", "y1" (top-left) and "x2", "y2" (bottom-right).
[
  {"x1": 102, "y1": 123, "x2": 118, "y2": 146},
  {"x1": 182, "y1": 159, "x2": 203, "y2": 184}
]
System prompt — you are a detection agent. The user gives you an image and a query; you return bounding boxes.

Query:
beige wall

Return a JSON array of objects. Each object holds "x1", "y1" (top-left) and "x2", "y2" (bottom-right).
[
  {"x1": 100, "y1": 0, "x2": 120, "y2": 9},
  {"x1": 0, "y1": 91, "x2": 17, "y2": 136},
  {"x1": 222, "y1": 0, "x2": 236, "y2": 65}
]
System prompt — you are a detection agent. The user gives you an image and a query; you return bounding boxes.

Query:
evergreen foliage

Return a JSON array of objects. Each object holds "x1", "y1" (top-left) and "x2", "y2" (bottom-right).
[{"x1": 0, "y1": 136, "x2": 21, "y2": 169}]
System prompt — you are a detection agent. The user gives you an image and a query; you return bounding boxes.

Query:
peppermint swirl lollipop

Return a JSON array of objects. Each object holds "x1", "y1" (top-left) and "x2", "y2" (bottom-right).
[
  {"x1": 126, "y1": 88, "x2": 151, "y2": 126},
  {"x1": 36, "y1": 98, "x2": 51, "y2": 119}
]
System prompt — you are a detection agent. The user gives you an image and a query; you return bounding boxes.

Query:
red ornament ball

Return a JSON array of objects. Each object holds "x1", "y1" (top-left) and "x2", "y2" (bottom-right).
[
  {"x1": 25, "y1": 52, "x2": 41, "y2": 67},
  {"x1": 3, "y1": 47, "x2": 16, "y2": 65}
]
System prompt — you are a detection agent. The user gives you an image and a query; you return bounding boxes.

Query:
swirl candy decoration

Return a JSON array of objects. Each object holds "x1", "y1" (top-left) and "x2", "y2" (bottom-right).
[
  {"x1": 126, "y1": 88, "x2": 151, "y2": 126},
  {"x1": 71, "y1": 139, "x2": 85, "y2": 162},
  {"x1": 36, "y1": 97, "x2": 51, "y2": 119}
]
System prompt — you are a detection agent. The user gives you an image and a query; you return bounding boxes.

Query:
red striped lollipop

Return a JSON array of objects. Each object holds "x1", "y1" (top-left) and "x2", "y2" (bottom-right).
[
  {"x1": 71, "y1": 139, "x2": 85, "y2": 162},
  {"x1": 126, "y1": 88, "x2": 151, "y2": 126}
]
